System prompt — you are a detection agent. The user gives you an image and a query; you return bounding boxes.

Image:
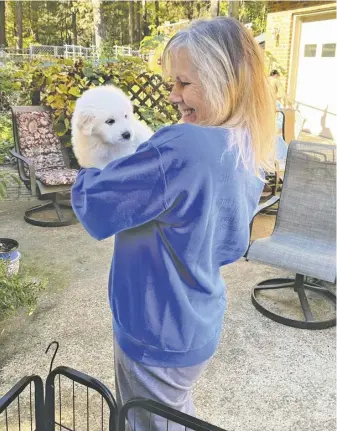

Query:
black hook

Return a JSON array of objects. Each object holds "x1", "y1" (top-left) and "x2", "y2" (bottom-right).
[{"x1": 45, "y1": 341, "x2": 59, "y2": 374}]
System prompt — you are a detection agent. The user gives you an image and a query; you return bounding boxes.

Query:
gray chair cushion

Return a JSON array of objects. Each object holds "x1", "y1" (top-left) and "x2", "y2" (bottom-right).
[{"x1": 248, "y1": 233, "x2": 336, "y2": 283}]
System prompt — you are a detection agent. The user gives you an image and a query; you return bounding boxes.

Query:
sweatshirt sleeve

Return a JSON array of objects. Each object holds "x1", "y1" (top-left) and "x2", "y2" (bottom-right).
[{"x1": 71, "y1": 141, "x2": 168, "y2": 240}]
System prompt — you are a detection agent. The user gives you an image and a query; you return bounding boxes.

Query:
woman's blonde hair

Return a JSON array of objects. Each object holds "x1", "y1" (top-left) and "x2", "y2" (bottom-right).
[{"x1": 162, "y1": 17, "x2": 276, "y2": 174}]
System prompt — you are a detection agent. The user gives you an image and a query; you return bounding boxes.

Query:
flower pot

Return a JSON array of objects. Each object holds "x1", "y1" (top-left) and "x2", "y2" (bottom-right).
[{"x1": 0, "y1": 238, "x2": 21, "y2": 276}]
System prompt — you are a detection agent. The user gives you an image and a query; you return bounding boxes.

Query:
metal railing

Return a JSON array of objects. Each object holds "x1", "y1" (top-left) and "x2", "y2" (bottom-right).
[
  {"x1": 1, "y1": 365, "x2": 226, "y2": 431},
  {"x1": 119, "y1": 398, "x2": 226, "y2": 431},
  {"x1": 45, "y1": 366, "x2": 118, "y2": 431},
  {"x1": 0, "y1": 375, "x2": 45, "y2": 431}
]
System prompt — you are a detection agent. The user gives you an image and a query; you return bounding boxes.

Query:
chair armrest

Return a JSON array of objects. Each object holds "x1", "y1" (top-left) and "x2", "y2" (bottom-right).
[
  {"x1": 244, "y1": 195, "x2": 280, "y2": 259},
  {"x1": 253, "y1": 195, "x2": 280, "y2": 218},
  {"x1": 10, "y1": 149, "x2": 37, "y2": 197}
]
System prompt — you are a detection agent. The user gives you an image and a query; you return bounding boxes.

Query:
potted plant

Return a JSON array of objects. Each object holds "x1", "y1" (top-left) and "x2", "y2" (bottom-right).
[
  {"x1": 0, "y1": 171, "x2": 21, "y2": 275},
  {"x1": 0, "y1": 238, "x2": 21, "y2": 275}
]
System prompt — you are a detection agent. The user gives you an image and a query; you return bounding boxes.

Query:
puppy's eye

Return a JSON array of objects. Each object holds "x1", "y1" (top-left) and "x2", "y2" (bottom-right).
[
  {"x1": 125, "y1": 114, "x2": 128, "y2": 118},
  {"x1": 106, "y1": 118, "x2": 115, "y2": 125}
]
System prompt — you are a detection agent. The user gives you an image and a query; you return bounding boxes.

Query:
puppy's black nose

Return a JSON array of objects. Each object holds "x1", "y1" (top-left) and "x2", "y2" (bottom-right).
[{"x1": 122, "y1": 132, "x2": 131, "y2": 140}]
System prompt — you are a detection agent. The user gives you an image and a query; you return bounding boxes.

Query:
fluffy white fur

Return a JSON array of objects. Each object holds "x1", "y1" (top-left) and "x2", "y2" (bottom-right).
[{"x1": 71, "y1": 85, "x2": 153, "y2": 170}]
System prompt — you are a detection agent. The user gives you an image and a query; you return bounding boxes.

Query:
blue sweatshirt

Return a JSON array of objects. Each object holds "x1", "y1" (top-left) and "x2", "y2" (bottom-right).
[{"x1": 71, "y1": 124, "x2": 263, "y2": 367}]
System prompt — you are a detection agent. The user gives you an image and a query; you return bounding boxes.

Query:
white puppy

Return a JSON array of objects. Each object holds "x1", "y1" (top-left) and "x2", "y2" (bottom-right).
[{"x1": 71, "y1": 85, "x2": 153, "y2": 170}]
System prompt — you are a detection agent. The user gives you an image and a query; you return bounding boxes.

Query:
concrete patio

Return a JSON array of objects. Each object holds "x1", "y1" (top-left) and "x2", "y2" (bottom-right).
[{"x1": 0, "y1": 199, "x2": 335, "y2": 431}]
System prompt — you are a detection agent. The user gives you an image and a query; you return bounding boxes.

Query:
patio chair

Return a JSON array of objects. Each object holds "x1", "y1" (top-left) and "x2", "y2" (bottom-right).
[
  {"x1": 247, "y1": 140, "x2": 336, "y2": 329},
  {"x1": 10, "y1": 106, "x2": 78, "y2": 227}
]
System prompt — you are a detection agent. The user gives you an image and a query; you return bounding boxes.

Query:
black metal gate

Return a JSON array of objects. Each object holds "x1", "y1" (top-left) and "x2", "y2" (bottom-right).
[
  {"x1": 0, "y1": 375, "x2": 45, "y2": 431},
  {"x1": 45, "y1": 366, "x2": 118, "y2": 431},
  {"x1": 119, "y1": 398, "x2": 226, "y2": 431},
  {"x1": 1, "y1": 346, "x2": 226, "y2": 431}
]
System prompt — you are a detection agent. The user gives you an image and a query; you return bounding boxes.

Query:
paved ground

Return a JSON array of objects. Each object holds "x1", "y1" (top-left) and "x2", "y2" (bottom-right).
[{"x1": 0, "y1": 199, "x2": 335, "y2": 431}]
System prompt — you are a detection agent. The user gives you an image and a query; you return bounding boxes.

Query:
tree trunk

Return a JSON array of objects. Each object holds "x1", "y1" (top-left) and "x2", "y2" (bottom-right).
[
  {"x1": 32, "y1": 2, "x2": 40, "y2": 42},
  {"x1": 135, "y1": 1, "x2": 141, "y2": 44},
  {"x1": 71, "y1": 2, "x2": 78, "y2": 45},
  {"x1": 142, "y1": 0, "x2": 149, "y2": 37},
  {"x1": 228, "y1": 0, "x2": 240, "y2": 19},
  {"x1": 154, "y1": 0, "x2": 159, "y2": 28},
  {"x1": 129, "y1": 1, "x2": 135, "y2": 45},
  {"x1": 185, "y1": 2, "x2": 194, "y2": 20},
  {"x1": 16, "y1": 1, "x2": 23, "y2": 50},
  {"x1": 210, "y1": 0, "x2": 219, "y2": 18},
  {"x1": 92, "y1": 0, "x2": 105, "y2": 53},
  {"x1": 0, "y1": 0, "x2": 6, "y2": 47},
  {"x1": 196, "y1": 1, "x2": 202, "y2": 17}
]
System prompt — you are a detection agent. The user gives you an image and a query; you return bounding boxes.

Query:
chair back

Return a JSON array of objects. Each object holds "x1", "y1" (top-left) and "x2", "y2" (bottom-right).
[
  {"x1": 275, "y1": 141, "x2": 336, "y2": 244},
  {"x1": 10, "y1": 106, "x2": 70, "y2": 183}
]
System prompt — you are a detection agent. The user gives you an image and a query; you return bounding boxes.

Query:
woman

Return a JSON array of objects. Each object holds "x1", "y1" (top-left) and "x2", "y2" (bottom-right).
[{"x1": 71, "y1": 17, "x2": 275, "y2": 429}]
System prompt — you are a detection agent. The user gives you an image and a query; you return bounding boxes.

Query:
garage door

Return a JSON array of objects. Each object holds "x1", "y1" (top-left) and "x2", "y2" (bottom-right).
[{"x1": 295, "y1": 17, "x2": 336, "y2": 139}]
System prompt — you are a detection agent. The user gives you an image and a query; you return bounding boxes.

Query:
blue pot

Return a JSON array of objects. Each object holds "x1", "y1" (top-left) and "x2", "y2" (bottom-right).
[{"x1": 0, "y1": 238, "x2": 21, "y2": 275}]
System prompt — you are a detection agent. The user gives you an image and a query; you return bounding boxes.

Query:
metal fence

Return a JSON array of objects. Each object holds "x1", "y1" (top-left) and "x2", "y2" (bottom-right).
[
  {"x1": 45, "y1": 366, "x2": 118, "y2": 431},
  {"x1": 1, "y1": 367, "x2": 227, "y2": 431},
  {"x1": 119, "y1": 399, "x2": 226, "y2": 431},
  {"x1": 0, "y1": 375, "x2": 45, "y2": 431}
]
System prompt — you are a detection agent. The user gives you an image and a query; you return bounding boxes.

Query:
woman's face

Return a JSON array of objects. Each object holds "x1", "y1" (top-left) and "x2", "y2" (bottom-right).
[{"x1": 168, "y1": 49, "x2": 209, "y2": 125}]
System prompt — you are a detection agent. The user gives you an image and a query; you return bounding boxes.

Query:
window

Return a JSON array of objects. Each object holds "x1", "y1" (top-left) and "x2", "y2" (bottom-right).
[
  {"x1": 304, "y1": 44, "x2": 317, "y2": 57},
  {"x1": 322, "y1": 43, "x2": 336, "y2": 57}
]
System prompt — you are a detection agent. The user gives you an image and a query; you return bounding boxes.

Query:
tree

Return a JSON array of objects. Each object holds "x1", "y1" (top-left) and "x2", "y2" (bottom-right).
[
  {"x1": 239, "y1": 1, "x2": 267, "y2": 36},
  {"x1": 0, "y1": 0, "x2": 7, "y2": 47},
  {"x1": 154, "y1": 0, "x2": 160, "y2": 28},
  {"x1": 16, "y1": 1, "x2": 23, "y2": 50},
  {"x1": 129, "y1": 1, "x2": 135, "y2": 45},
  {"x1": 71, "y1": 1, "x2": 78, "y2": 45},
  {"x1": 228, "y1": 0, "x2": 240, "y2": 19},
  {"x1": 210, "y1": 0, "x2": 219, "y2": 18},
  {"x1": 184, "y1": 2, "x2": 194, "y2": 20},
  {"x1": 135, "y1": 1, "x2": 141, "y2": 44},
  {"x1": 92, "y1": 0, "x2": 105, "y2": 52}
]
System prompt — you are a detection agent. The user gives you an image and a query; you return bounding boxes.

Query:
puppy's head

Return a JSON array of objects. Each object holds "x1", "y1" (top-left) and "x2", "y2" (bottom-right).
[{"x1": 73, "y1": 85, "x2": 135, "y2": 146}]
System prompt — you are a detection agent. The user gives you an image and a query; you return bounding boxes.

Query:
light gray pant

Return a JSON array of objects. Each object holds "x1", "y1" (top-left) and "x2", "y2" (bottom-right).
[{"x1": 113, "y1": 338, "x2": 209, "y2": 431}]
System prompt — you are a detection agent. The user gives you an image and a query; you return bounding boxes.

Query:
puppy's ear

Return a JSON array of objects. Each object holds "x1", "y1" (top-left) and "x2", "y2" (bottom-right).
[{"x1": 77, "y1": 110, "x2": 95, "y2": 136}]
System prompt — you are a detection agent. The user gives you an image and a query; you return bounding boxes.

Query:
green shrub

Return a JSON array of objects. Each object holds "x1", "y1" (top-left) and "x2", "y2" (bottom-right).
[
  {"x1": 0, "y1": 58, "x2": 178, "y2": 167},
  {"x1": 27, "y1": 57, "x2": 178, "y2": 145},
  {"x1": 0, "y1": 114, "x2": 14, "y2": 163},
  {"x1": 0, "y1": 61, "x2": 26, "y2": 110},
  {"x1": 0, "y1": 261, "x2": 47, "y2": 319}
]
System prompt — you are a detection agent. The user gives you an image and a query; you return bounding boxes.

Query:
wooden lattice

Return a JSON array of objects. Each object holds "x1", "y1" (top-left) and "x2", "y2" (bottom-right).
[{"x1": 126, "y1": 73, "x2": 177, "y2": 125}]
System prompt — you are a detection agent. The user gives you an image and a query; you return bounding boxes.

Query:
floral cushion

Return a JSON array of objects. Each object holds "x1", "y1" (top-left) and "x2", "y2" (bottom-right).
[
  {"x1": 16, "y1": 111, "x2": 65, "y2": 172},
  {"x1": 36, "y1": 168, "x2": 78, "y2": 186}
]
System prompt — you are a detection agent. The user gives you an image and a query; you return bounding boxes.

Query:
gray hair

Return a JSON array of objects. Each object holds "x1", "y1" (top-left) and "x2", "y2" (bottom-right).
[{"x1": 163, "y1": 17, "x2": 276, "y2": 174}]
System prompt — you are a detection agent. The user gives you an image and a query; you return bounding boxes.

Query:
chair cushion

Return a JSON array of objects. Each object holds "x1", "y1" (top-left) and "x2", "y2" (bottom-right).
[
  {"x1": 248, "y1": 233, "x2": 336, "y2": 283},
  {"x1": 16, "y1": 111, "x2": 66, "y2": 172},
  {"x1": 36, "y1": 168, "x2": 78, "y2": 186}
]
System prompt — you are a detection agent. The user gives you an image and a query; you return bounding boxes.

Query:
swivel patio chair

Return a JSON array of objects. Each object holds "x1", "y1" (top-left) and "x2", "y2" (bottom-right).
[
  {"x1": 247, "y1": 140, "x2": 336, "y2": 329},
  {"x1": 10, "y1": 106, "x2": 78, "y2": 227}
]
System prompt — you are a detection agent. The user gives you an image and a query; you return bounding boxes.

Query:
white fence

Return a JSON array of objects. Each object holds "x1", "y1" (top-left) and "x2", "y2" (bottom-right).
[
  {"x1": 0, "y1": 44, "x2": 151, "y2": 61},
  {"x1": 30, "y1": 44, "x2": 96, "y2": 58},
  {"x1": 0, "y1": 44, "x2": 97, "y2": 60}
]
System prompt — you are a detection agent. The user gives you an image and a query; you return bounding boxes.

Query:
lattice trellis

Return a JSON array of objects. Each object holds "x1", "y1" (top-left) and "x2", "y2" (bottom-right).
[{"x1": 126, "y1": 72, "x2": 177, "y2": 124}]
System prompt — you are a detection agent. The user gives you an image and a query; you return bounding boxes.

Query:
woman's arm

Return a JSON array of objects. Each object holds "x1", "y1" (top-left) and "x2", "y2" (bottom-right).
[{"x1": 71, "y1": 142, "x2": 167, "y2": 240}]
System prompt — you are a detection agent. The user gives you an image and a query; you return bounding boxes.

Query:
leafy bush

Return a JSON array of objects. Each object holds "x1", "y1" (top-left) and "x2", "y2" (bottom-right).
[
  {"x1": 0, "y1": 57, "x2": 178, "y2": 168},
  {"x1": 0, "y1": 114, "x2": 14, "y2": 164},
  {"x1": 27, "y1": 57, "x2": 178, "y2": 145},
  {"x1": 0, "y1": 61, "x2": 26, "y2": 111},
  {"x1": 0, "y1": 260, "x2": 47, "y2": 319}
]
